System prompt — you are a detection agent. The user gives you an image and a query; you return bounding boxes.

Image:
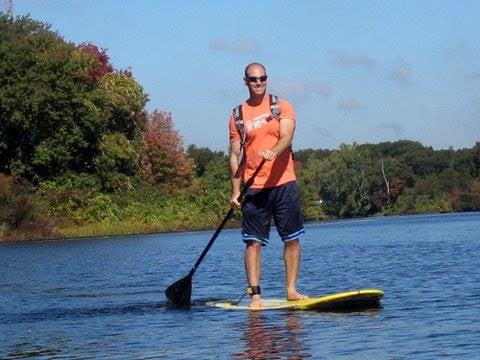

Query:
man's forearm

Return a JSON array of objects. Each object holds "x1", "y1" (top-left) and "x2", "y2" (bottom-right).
[
  {"x1": 271, "y1": 133, "x2": 293, "y2": 156},
  {"x1": 229, "y1": 153, "x2": 242, "y2": 193},
  {"x1": 271, "y1": 118, "x2": 295, "y2": 156}
]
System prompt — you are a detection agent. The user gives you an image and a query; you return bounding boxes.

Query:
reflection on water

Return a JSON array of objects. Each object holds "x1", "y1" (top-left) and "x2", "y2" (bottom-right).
[
  {"x1": 233, "y1": 307, "x2": 383, "y2": 360},
  {"x1": 234, "y1": 311, "x2": 311, "y2": 359}
]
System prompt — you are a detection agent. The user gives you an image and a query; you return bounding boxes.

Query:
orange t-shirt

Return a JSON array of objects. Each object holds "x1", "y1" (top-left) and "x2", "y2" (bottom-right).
[{"x1": 229, "y1": 95, "x2": 297, "y2": 189}]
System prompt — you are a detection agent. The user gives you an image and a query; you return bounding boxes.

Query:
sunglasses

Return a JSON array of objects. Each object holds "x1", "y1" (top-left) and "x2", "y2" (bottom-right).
[{"x1": 246, "y1": 75, "x2": 268, "y2": 83}]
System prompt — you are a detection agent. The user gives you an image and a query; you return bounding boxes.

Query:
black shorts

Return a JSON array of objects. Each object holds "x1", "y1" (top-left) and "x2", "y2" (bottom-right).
[{"x1": 241, "y1": 181, "x2": 305, "y2": 246}]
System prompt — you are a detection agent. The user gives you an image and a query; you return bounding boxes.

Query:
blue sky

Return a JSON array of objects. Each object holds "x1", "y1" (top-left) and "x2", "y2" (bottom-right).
[{"x1": 10, "y1": 1, "x2": 480, "y2": 151}]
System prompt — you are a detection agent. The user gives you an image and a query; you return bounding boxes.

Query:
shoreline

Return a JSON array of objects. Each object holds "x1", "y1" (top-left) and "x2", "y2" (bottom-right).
[{"x1": 1, "y1": 210, "x2": 476, "y2": 245}]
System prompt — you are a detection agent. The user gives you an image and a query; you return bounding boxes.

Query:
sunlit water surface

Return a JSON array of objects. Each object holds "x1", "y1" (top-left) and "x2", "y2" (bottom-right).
[{"x1": 1, "y1": 212, "x2": 479, "y2": 359}]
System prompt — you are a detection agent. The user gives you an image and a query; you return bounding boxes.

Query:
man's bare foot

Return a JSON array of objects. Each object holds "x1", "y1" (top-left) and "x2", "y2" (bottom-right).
[
  {"x1": 287, "y1": 290, "x2": 309, "y2": 301},
  {"x1": 249, "y1": 295, "x2": 262, "y2": 310}
]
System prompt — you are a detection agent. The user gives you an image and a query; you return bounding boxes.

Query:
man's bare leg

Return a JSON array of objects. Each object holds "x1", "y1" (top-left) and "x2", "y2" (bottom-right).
[
  {"x1": 284, "y1": 239, "x2": 308, "y2": 301},
  {"x1": 245, "y1": 241, "x2": 262, "y2": 309}
]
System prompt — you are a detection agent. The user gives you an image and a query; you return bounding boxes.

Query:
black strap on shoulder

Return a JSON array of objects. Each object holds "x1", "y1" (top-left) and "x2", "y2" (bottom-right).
[
  {"x1": 269, "y1": 94, "x2": 281, "y2": 119},
  {"x1": 233, "y1": 104, "x2": 245, "y2": 146},
  {"x1": 268, "y1": 94, "x2": 292, "y2": 154},
  {"x1": 233, "y1": 104, "x2": 245, "y2": 165},
  {"x1": 233, "y1": 94, "x2": 282, "y2": 165}
]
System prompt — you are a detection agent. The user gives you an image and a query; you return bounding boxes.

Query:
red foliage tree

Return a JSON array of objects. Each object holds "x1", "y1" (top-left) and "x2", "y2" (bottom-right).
[
  {"x1": 470, "y1": 179, "x2": 480, "y2": 210},
  {"x1": 140, "y1": 111, "x2": 195, "y2": 190},
  {"x1": 78, "y1": 42, "x2": 113, "y2": 82},
  {"x1": 449, "y1": 186, "x2": 462, "y2": 209},
  {"x1": 389, "y1": 178, "x2": 405, "y2": 200}
]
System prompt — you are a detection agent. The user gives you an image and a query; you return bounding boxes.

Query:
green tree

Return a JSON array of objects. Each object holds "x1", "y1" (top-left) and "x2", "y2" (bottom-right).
[
  {"x1": 1, "y1": 16, "x2": 89, "y2": 179},
  {"x1": 199, "y1": 155, "x2": 230, "y2": 193},
  {"x1": 318, "y1": 144, "x2": 373, "y2": 217},
  {"x1": 100, "y1": 72, "x2": 147, "y2": 139},
  {"x1": 187, "y1": 144, "x2": 225, "y2": 177},
  {"x1": 293, "y1": 148, "x2": 332, "y2": 164},
  {"x1": 0, "y1": 15, "x2": 146, "y2": 182},
  {"x1": 474, "y1": 142, "x2": 480, "y2": 177},
  {"x1": 0, "y1": 173, "x2": 54, "y2": 240},
  {"x1": 94, "y1": 132, "x2": 139, "y2": 192},
  {"x1": 296, "y1": 159, "x2": 325, "y2": 220}
]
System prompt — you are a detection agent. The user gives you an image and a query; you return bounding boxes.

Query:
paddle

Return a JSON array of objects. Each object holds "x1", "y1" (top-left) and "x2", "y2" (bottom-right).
[{"x1": 165, "y1": 159, "x2": 266, "y2": 308}]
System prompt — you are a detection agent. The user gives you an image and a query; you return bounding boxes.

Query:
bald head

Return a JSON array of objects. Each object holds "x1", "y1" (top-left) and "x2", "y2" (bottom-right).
[{"x1": 244, "y1": 62, "x2": 266, "y2": 78}]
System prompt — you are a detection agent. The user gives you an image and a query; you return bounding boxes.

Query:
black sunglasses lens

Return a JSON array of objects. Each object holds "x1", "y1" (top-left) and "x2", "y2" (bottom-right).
[{"x1": 248, "y1": 76, "x2": 268, "y2": 82}]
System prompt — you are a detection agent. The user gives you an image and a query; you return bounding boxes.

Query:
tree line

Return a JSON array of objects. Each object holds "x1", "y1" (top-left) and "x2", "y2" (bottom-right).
[
  {"x1": 294, "y1": 142, "x2": 480, "y2": 219},
  {"x1": 1, "y1": 15, "x2": 479, "y2": 241}
]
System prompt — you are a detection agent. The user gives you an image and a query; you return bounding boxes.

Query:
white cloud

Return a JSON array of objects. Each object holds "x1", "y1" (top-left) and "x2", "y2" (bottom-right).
[
  {"x1": 209, "y1": 37, "x2": 263, "y2": 54},
  {"x1": 387, "y1": 58, "x2": 413, "y2": 85},
  {"x1": 330, "y1": 50, "x2": 375, "y2": 68},
  {"x1": 337, "y1": 97, "x2": 363, "y2": 113},
  {"x1": 270, "y1": 77, "x2": 331, "y2": 103}
]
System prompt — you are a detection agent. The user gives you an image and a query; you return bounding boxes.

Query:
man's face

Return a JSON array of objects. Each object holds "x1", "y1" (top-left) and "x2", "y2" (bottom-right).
[{"x1": 244, "y1": 65, "x2": 267, "y2": 97}]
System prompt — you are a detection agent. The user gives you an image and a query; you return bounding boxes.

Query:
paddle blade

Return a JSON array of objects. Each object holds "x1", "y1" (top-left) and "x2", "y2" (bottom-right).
[{"x1": 165, "y1": 274, "x2": 192, "y2": 308}]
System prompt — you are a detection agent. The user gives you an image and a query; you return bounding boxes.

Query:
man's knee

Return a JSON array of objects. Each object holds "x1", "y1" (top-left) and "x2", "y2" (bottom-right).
[
  {"x1": 284, "y1": 239, "x2": 299, "y2": 248},
  {"x1": 246, "y1": 240, "x2": 263, "y2": 249}
]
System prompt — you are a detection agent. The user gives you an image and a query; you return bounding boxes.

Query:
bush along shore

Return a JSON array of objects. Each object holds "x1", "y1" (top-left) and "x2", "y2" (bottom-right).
[{"x1": 2, "y1": 139, "x2": 480, "y2": 243}]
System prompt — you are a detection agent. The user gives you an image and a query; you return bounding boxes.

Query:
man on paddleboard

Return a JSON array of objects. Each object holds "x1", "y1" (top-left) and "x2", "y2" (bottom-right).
[{"x1": 228, "y1": 62, "x2": 308, "y2": 309}]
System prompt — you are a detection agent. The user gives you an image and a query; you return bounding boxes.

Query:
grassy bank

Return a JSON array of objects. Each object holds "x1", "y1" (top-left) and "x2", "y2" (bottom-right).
[{"x1": 0, "y1": 175, "x2": 243, "y2": 242}]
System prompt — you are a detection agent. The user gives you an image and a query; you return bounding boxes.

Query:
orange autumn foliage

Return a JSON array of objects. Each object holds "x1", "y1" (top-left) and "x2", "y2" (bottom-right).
[{"x1": 140, "y1": 111, "x2": 195, "y2": 191}]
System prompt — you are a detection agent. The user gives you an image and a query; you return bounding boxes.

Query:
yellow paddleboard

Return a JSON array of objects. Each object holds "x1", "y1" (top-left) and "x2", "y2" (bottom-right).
[{"x1": 207, "y1": 289, "x2": 384, "y2": 311}]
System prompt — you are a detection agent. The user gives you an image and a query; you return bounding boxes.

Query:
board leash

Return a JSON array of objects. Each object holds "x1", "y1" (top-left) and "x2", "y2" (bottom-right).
[
  {"x1": 232, "y1": 291, "x2": 248, "y2": 305},
  {"x1": 232, "y1": 286, "x2": 261, "y2": 305}
]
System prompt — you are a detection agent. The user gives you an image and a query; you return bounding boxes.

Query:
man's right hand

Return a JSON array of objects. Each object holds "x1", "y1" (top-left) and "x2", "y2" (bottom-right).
[{"x1": 230, "y1": 191, "x2": 242, "y2": 208}]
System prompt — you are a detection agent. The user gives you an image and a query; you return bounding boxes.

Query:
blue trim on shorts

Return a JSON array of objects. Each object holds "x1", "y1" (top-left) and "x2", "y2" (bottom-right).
[
  {"x1": 241, "y1": 231, "x2": 269, "y2": 246},
  {"x1": 281, "y1": 227, "x2": 305, "y2": 241},
  {"x1": 241, "y1": 181, "x2": 304, "y2": 247}
]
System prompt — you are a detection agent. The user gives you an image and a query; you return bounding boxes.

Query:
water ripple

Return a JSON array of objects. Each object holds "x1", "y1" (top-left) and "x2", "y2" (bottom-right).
[{"x1": 1, "y1": 212, "x2": 479, "y2": 359}]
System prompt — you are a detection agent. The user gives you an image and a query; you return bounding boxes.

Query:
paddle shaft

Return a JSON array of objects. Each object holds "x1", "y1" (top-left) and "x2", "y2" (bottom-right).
[{"x1": 187, "y1": 159, "x2": 266, "y2": 278}]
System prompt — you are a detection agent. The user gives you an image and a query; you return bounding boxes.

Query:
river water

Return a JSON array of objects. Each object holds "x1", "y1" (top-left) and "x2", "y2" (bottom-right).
[{"x1": 1, "y1": 212, "x2": 479, "y2": 359}]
